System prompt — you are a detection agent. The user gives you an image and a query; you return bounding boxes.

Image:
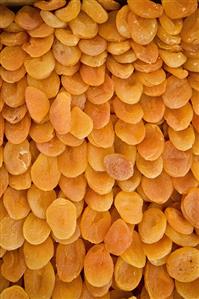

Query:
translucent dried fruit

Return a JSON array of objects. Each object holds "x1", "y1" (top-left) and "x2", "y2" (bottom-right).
[
  {"x1": 2, "y1": 104, "x2": 27, "y2": 124},
  {"x1": 55, "y1": 0, "x2": 81, "y2": 22},
  {"x1": 58, "y1": 142, "x2": 87, "y2": 177},
  {"x1": 82, "y1": 0, "x2": 108, "y2": 24},
  {"x1": 1, "y1": 248, "x2": 26, "y2": 282},
  {"x1": 24, "y1": 262, "x2": 55, "y2": 299},
  {"x1": 165, "y1": 224, "x2": 199, "y2": 247},
  {"x1": 84, "y1": 188, "x2": 113, "y2": 212},
  {"x1": 159, "y1": 50, "x2": 187, "y2": 69},
  {"x1": 141, "y1": 171, "x2": 173, "y2": 204},
  {"x1": 0, "y1": 65, "x2": 26, "y2": 84},
  {"x1": 52, "y1": 276, "x2": 82, "y2": 299},
  {"x1": 3, "y1": 187, "x2": 30, "y2": 220},
  {"x1": 128, "y1": 0, "x2": 163, "y2": 18},
  {"x1": 163, "y1": 76, "x2": 192, "y2": 109},
  {"x1": 27, "y1": 71, "x2": 60, "y2": 98},
  {"x1": 99, "y1": 11, "x2": 125, "y2": 42},
  {"x1": 15, "y1": 6, "x2": 42, "y2": 30},
  {"x1": 0, "y1": 46, "x2": 26, "y2": 71},
  {"x1": 80, "y1": 206, "x2": 111, "y2": 244},
  {"x1": 115, "y1": 191, "x2": 143, "y2": 224},
  {"x1": 84, "y1": 101, "x2": 110, "y2": 130},
  {"x1": 88, "y1": 120, "x2": 115, "y2": 148},
  {"x1": 55, "y1": 28, "x2": 79, "y2": 46},
  {"x1": 61, "y1": 73, "x2": 89, "y2": 95},
  {"x1": 80, "y1": 64, "x2": 105, "y2": 87},
  {"x1": 52, "y1": 40, "x2": 81, "y2": 66},
  {"x1": 69, "y1": 11, "x2": 98, "y2": 39},
  {"x1": 114, "y1": 257, "x2": 142, "y2": 291},
  {"x1": 40, "y1": 10, "x2": 66, "y2": 28},
  {"x1": 59, "y1": 174, "x2": 86, "y2": 203},
  {"x1": 0, "y1": 216, "x2": 24, "y2": 250},
  {"x1": 162, "y1": 0, "x2": 197, "y2": 19},
  {"x1": 79, "y1": 35, "x2": 107, "y2": 56},
  {"x1": 166, "y1": 247, "x2": 199, "y2": 282},
  {"x1": 0, "y1": 286, "x2": 29, "y2": 299},
  {"x1": 85, "y1": 165, "x2": 115, "y2": 195},
  {"x1": 137, "y1": 124, "x2": 164, "y2": 161},
  {"x1": 23, "y1": 212, "x2": 50, "y2": 245},
  {"x1": 165, "y1": 207, "x2": 193, "y2": 235},
  {"x1": 121, "y1": 230, "x2": 145, "y2": 268},
  {"x1": 143, "y1": 235, "x2": 172, "y2": 261},
  {"x1": 4, "y1": 140, "x2": 31, "y2": 175},
  {"x1": 84, "y1": 244, "x2": 114, "y2": 287},
  {"x1": 46, "y1": 198, "x2": 76, "y2": 240},
  {"x1": 81, "y1": 51, "x2": 107, "y2": 67},
  {"x1": 31, "y1": 154, "x2": 60, "y2": 191},
  {"x1": 9, "y1": 169, "x2": 31, "y2": 191},
  {"x1": 175, "y1": 278, "x2": 199, "y2": 299},
  {"x1": 0, "y1": 76, "x2": 26, "y2": 108},
  {"x1": 145, "y1": 262, "x2": 174, "y2": 299},
  {"x1": 36, "y1": 136, "x2": 65, "y2": 157},
  {"x1": 25, "y1": 86, "x2": 50, "y2": 123},
  {"x1": 181, "y1": 10, "x2": 199, "y2": 45},
  {"x1": 113, "y1": 75, "x2": 143, "y2": 104},
  {"x1": 0, "y1": 6, "x2": 15, "y2": 28},
  {"x1": 116, "y1": 5, "x2": 131, "y2": 38},
  {"x1": 118, "y1": 168, "x2": 141, "y2": 193},
  {"x1": 115, "y1": 119, "x2": 145, "y2": 145},
  {"x1": 27, "y1": 184, "x2": 56, "y2": 219},
  {"x1": 86, "y1": 74, "x2": 114, "y2": 104},
  {"x1": 23, "y1": 237, "x2": 54, "y2": 270},
  {"x1": 138, "y1": 208, "x2": 167, "y2": 244},
  {"x1": 128, "y1": 11, "x2": 157, "y2": 45},
  {"x1": 172, "y1": 171, "x2": 198, "y2": 195},
  {"x1": 24, "y1": 51, "x2": 55, "y2": 80},
  {"x1": 104, "y1": 218, "x2": 132, "y2": 255},
  {"x1": 56, "y1": 239, "x2": 85, "y2": 282},
  {"x1": 0, "y1": 166, "x2": 9, "y2": 198},
  {"x1": 181, "y1": 188, "x2": 199, "y2": 229},
  {"x1": 162, "y1": 141, "x2": 192, "y2": 177},
  {"x1": 164, "y1": 103, "x2": 193, "y2": 131},
  {"x1": 85, "y1": 278, "x2": 111, "y2": 298},
  {"x1": 49, "y1": 90, "x2": 71, "y2": 135},
  {"x1": 70, "y1": 107, "x2": 93, "y2": 139},
  {"x1": 30, "y1": 121, "x2": 54, "y2": 143},
  {"x1": 168, "y1": 125, "x2": 195, "y2": 151},
  {"x1": 22, "y1": 34, "x2": 54, "y2": 57},
  {"x1": 88, "y1": 143, "x2": 113, "y2": 172},
  {"x1": 34, "y1": 0, "x2": 66, "y2": 11},
  {"x1": 107, "y1": 55, "x2": 134, "y2": 79},
  {"x1": 136, "y1": 153, "x2": 163, "y2": 179},
  {"x1": 28, "y1": 22, "x2": 54, "y2": 38},
  {"x1": 113, "y1": 96, "x2": 143, "y2": 124}
]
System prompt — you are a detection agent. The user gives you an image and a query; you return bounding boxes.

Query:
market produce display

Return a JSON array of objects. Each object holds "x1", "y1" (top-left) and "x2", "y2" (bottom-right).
[{"x1": 0, "y1": 0, "x2": 199, "y2": 298}]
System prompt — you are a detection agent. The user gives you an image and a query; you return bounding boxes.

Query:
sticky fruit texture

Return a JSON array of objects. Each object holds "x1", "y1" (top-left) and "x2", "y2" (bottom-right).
[
  {"x1": 144, "y1": 262, "x2": 174, "y2": 299},
  {"x1": 84, "y1": 244, "x2": 114, "y2": 287},
  {"x1": 56, "y1": 239, "x2": 85, "y2": 282},
  {"x1": 114, "y1": 257, "x2": 143, "y2": 291},
  {"x1": 24, "y1": 262, "x2": 55, "y2": 299},
  {"x1": 46, "y1": 198, "x2": 76, "y2": 240},
  {"x1": 166, "y1": 247, "x2": 199, "y2": 282},
  {"x1": 80, "y1": 206, "x2": 111, "y2": 244},
  {"x1": 138, "y1": 208, "x2": 167, "y2": 244},
  {"x1": 31, "y1": 154, "x2": 61, "y2": 191},
  {"x1": 104, "y1": 218, "x2": 132, "y2": 255}
]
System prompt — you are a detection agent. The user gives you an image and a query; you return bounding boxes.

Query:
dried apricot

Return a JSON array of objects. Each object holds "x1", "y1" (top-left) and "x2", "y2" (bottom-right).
[
  {"x1": 138, "y1": 208, "x2": 167, "y2": 244},
  {"x1": 46, "y1": 198, "x2": 76, "y2": 239},
  {"x1": 166, "y1": 247, "x2": 199, "y2": 282}
]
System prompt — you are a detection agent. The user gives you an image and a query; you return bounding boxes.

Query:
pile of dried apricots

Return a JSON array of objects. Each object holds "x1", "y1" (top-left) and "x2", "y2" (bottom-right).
[{"x1": 1, "y1": 0, "x2": 199, "y2": 298}]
